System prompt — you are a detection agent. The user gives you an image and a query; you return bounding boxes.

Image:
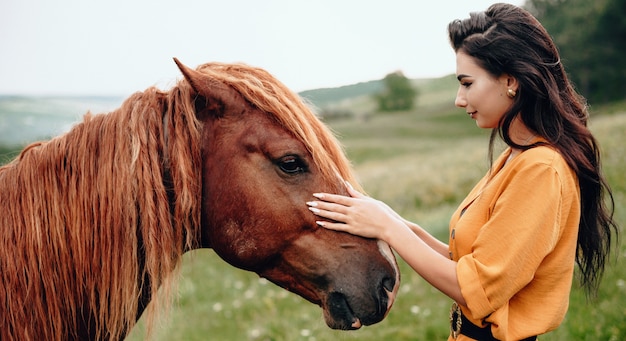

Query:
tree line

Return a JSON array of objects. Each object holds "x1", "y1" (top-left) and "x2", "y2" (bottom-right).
[
  {"x1": 527, "y1": 0, "x2": 625, "y2": 104},
  {"x1": 376, "y1": 0, "x2": 624, "y2": 112}
]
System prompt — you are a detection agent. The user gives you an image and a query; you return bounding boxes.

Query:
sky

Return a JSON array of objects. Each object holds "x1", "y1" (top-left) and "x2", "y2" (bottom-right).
[{"x1": 0, "y1": 0, "x2": 524, "y2": 96}]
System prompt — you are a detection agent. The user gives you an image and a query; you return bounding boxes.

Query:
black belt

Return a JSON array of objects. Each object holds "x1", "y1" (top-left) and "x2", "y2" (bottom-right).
[{"x1": 450, "y1": 302, "x2": 537, "y2": 341}]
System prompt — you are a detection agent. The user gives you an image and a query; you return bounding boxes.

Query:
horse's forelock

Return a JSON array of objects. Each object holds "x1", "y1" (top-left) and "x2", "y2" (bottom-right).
[{"x1": 191, "y1": 62, "x2": 362, "y2": 192}]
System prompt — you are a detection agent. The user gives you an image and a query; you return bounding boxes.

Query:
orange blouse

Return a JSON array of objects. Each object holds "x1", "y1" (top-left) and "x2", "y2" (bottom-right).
[{"x1": 447, "y1": 145, "x2": 580, "y2": 341}]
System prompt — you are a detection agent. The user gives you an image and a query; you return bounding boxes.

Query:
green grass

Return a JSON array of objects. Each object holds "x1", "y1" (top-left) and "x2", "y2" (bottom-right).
[{"x1": 126, "y1": 98, "x2": 626, "y2": 340}]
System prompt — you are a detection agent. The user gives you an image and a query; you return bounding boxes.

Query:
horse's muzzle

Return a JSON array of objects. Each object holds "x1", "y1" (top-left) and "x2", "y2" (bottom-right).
[{"x1": 323, "y1": 274, "x2": 397, "y2": 330}]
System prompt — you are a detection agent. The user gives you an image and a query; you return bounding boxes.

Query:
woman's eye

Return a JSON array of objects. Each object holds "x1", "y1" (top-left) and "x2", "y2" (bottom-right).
[
  {"x1": 277, "y1": 155, "x2": 308, "y2": 174},
  {"x1": 461, "y1": 82, "x2": 472, "y2": 88}
]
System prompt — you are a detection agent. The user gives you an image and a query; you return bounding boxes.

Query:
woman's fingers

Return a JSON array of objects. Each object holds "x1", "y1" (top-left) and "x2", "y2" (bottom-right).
[
  {"x1": 306, "y1": 190, "x2": 371, "y2": 234},
  {"x1": 306, "y1": 187, "x2": 397, "y2": 241},
  {"x1": 307, "y1": 200, "x2": 347, "y2": 212},
  {"x1": 315, "y1": 220, "x2": 350, "y2": 232},
  {"x1": 312, "y1": 192, "x2": 354, "y2": 206},
  {"x1": 307, "y1": 201, "x2": 348, "y2": 222},
  {"x1": 345, "y1": 182, "x2": 366, "y2": 199}
]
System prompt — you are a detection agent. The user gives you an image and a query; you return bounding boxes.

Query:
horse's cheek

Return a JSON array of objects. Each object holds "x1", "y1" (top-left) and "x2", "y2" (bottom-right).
[{"x1": 206, "y1": 216, "x2": 278, "y2": 272}]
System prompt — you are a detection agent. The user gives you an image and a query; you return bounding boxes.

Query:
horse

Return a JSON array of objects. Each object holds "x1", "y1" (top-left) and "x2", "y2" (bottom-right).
[{"x1": 0, "y1": 58, "x2": 400, "y2": 340}]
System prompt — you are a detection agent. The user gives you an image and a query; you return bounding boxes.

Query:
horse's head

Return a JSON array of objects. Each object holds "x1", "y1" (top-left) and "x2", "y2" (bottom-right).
[{"x1": 174, "y1": 59, "x2": 399, "y2": 329}]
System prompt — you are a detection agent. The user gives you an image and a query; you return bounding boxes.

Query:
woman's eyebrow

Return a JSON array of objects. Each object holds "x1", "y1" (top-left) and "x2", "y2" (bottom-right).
[{"x1": 456, "y1": 74, "x2": 470, "y2": 81}]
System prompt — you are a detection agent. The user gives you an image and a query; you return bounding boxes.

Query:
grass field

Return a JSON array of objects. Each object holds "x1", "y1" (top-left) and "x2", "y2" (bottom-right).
[
  {"x1": 126, "y1": 94, "x2": 625, "y2": 340},
  {"x1": 1, "y1": 85, "x2": 623, "y2": 340}
]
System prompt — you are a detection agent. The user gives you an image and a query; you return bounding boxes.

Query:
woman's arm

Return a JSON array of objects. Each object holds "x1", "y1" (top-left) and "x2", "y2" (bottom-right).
[
  {"x1": 402, "y1": 219, "x2": 450, "y2": 258},
  {"x1": 336, "y1": 183, "x2": 451, "y2": 257},
  {"x1": 383, "y1": 222, "x2": 465, "y2": 305}
]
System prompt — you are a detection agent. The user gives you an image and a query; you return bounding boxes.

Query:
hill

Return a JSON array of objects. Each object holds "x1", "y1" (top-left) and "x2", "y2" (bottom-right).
[
  {"x1": 0, "y1": 74, "x2": 457, "y2": 150},
  {"x1": 299, "y1": 74, "x2": 458, "y2": 120},
  {"x1": 299, "y1": 79, "x2": 384, "y2": 108}
]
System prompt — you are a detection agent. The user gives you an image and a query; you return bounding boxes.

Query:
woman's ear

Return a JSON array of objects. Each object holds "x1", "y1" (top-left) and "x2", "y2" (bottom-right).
[{"x1": 504, "y1": 74, "x2": 519, "y2": 92}]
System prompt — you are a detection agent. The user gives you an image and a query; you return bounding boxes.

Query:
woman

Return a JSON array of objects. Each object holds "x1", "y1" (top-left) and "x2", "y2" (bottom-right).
[{"x1": 306, "y1": 3, "x2": 618, "y2": 340}]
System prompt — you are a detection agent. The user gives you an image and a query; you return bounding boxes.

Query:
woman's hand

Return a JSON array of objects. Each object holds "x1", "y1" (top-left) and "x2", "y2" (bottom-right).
[
  {"x1": 309, "y1": 183, "x2": 464, "y2": 304},
  {"x1": 306, "y1": 183, "x2": 405, "y2": 241}
]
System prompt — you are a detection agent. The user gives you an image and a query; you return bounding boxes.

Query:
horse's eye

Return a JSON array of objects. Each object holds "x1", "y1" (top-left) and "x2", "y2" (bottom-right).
[{"x1": 278, "y1": 155, "x2": 308, "y2": 174}]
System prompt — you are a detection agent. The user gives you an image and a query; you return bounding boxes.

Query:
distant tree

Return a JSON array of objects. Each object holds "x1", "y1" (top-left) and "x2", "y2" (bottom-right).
[
  {"x1": 588, "y1": 0, "x2": 626, "y2": 102},
  {"x1": 375, "y1": 71, "x2": 417, "y2": 112},
  {"x1": 526, "y1": 0, "x2": 626, "y2": 103}
]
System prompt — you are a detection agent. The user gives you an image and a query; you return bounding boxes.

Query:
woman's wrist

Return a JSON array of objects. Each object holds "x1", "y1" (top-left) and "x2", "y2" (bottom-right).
[{"x1": 384, "y1": 218, "x2": 416, "y2": 247}]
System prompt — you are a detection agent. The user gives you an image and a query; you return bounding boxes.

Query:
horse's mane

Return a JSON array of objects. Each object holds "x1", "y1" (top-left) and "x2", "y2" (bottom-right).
[
  {"x1": 0, "y1": 62, "x2": 358, "y2": 340},
  {"x1": 0, "y1": 87, "x2": 202, "y2": 340}
]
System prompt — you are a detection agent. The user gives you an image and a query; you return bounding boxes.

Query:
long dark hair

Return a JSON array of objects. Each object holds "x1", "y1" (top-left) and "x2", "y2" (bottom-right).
[{"x1": 447, "y1": 3, "x2": 618, "y2": 297}]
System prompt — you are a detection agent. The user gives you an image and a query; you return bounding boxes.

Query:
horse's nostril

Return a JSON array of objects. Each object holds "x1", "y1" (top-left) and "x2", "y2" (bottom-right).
[{"x1": 382, "y1": 276, "x2": 395, "y2": 292}]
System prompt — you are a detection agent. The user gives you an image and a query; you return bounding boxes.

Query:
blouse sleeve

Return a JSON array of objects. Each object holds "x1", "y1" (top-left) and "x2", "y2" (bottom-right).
[{"x1": 456, "y1": 158, "x2": 568, "y2": 319}]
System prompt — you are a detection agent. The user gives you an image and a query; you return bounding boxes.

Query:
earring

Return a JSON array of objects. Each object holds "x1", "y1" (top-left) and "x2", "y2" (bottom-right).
[{"x1": 507, "y1": 89, "x2": 517, "y2": 98}]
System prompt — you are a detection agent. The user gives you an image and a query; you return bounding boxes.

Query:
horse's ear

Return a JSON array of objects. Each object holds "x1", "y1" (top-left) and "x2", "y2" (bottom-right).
[{"x1": 173, "y1": 57, "x2": 246, "y2": 118}]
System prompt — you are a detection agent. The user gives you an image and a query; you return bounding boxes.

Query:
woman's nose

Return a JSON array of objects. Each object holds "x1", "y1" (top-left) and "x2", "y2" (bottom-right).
[{"x1": 454, "y1": 88, "x2": 467, "y2": 108}]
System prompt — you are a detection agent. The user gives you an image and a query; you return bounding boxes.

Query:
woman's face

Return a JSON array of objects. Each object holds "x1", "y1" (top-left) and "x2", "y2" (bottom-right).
[{"x1": 454, "y1": 51, "x2": 515, "y2": 129}]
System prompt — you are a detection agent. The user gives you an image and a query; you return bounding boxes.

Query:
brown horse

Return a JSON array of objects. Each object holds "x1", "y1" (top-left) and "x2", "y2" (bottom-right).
[{"x1": 0, "y1": 59, "x2": 399, "y2": 340}]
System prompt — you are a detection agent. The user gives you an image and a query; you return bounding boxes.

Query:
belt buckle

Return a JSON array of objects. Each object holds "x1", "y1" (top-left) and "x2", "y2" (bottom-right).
[{"x1": 449, "y1": 302, "x2": 462, "y2": 339}]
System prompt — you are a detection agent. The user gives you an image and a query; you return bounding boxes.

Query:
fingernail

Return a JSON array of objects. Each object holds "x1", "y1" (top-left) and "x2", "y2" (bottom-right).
[
  {"x1": 316, "y1": 221, "x2": 326, "y2": 227},
  {"x1": 313, "y1": 193, "x2": 324, "y2": 199},
  {"x1": 308, "y1": 207, "x2": 320, "y2": 213},
  {"x1": 306, "y1": 201, "x2": 318, "y2": 207}
]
